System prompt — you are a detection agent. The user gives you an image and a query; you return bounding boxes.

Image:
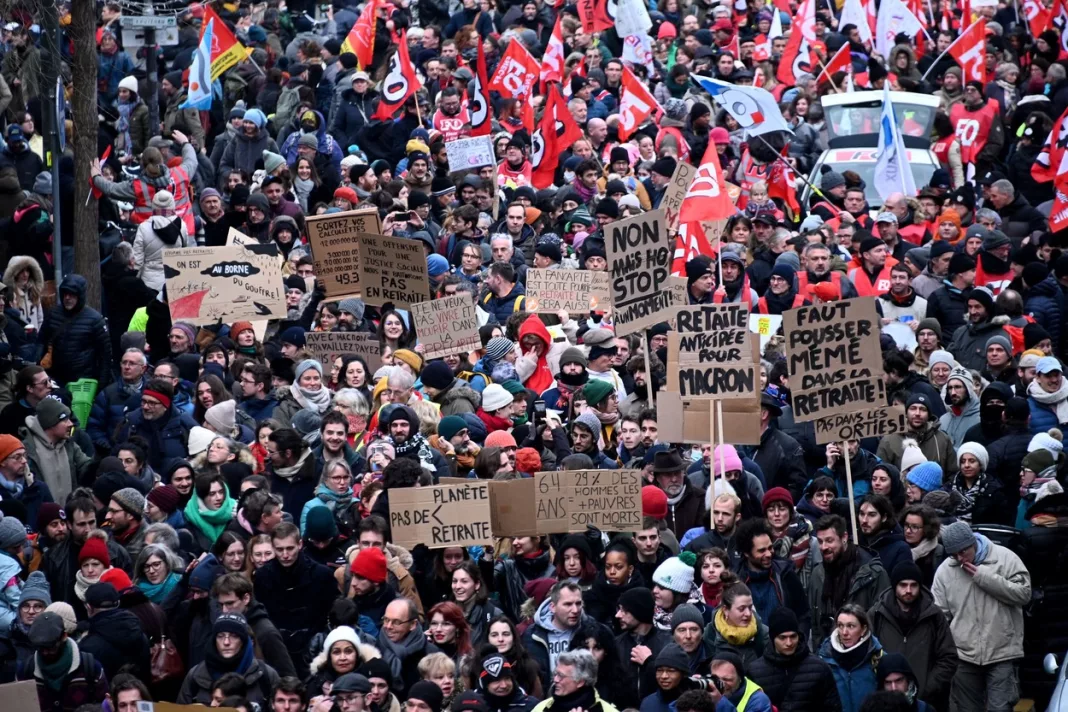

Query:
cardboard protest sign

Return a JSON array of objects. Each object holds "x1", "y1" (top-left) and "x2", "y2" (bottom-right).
[
  {"x1": 666, "y1": 304, "x2": 756, "y2": 400},
  {"x1": 410, "y1": 295, "x2": 481, "y2": 359},
  {"x1": 304, "y1": 208, "x2": 381, "y2": 300},
  {"x1": 447, "y1": 136, "x2": 496, "y2": 172},
  {"x1": 163, "y1": 244, "x2": 286, "y2": 324},
  {"x1": 605, "y1": 209, "x2": 673, "y2": 335},
  {"x1": 1, "y1": 680, "x2": 39, "y2": 712},
  {"x1": 813, "y1": 406, "x2": 908, "y2": 445},
  {"x1": 657, "y1": 391, "x2": 763, "y2": 445},
  {"x1": 226, "y1": 227, "x2": 256, "y2": 246},
  {"x1": 661, "y1": 161, "x2": 695, "y2": 232},
  {"x1": 304, "y1": 331, "x2": 383, "y2": 374},
  {"x1": 389, "y1": 482, "x2": 493, "y2": 549},
  {"x1": 783, "y1": 299, "x2": 885, "y2": 423},
  {"x1": 535, "y1": 469, "x2": 642, "y2": 533},
  {"x1": 489, "y1": 479, "x2": 539, "y2": 537},
  {"x1": 525, "y1": 269, "x2": 611, "y2": 314},
  {"x1": 358, "y1": 234, "x2": 431, "y2": 311}
]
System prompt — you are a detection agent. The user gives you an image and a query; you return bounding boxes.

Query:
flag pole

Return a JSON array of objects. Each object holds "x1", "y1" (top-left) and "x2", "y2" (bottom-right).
[
  {"x1": 919, "y1": 26, "x2": 973, "y2": 83},
  {"x1": 813, "y1": 53, "x2": 842, "y2": 93},
  {"x1": 752, "y1": 133, "x2": 829, "y2": 202}
]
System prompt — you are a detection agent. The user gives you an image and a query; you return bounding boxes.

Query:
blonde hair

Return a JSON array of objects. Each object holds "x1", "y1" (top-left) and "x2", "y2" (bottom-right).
[{"x1": 418, "y1": 652, "x2": 456, "y2": 679}]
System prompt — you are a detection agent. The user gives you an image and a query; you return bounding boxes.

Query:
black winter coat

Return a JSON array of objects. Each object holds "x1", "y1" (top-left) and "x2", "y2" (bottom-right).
[
  {"x1": 1023, "y1": 275, "x2": 1064, "y2": 351},
  {"x1": 100, "y1": 259, "x2": 158, "y2": 365},
  {"x1": 583, "y1": 570, "x2": 647, "y2": 627},
  {"x1": 330, "y1": 88, "x2": 379, "y2": 151},
  {"x1": 753, "y1": 427, "x2": 808, "y2": 503},
  {"x1": 40, "y1": 537, "x2": 133, "y2": 621},
  {"x1": 253, "y1": 553, "x2": 338, "y2": 673},
  {"x1": 748, "y1": 638, "x2": 843, "y2": 712},
  {"x1": 77, "y1": 607, "x2": 151, "y2": 680},
  {"x1": 997, "y1": 193, "x2": 1047, "y2": 241},
  {"x1": 37, "y1": 274, "x2": 112, "y2": 386},
  {"x1": 926, "y1": 285, "x2": 971, "y2": 347}
]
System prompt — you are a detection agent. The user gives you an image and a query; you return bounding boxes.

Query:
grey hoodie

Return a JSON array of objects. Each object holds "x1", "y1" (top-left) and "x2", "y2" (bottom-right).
[
  {"x1": 533, "y1": 597, "x2": 577, "y2": 673},
  {"x1": 939, "y1": 371, "x2": 981, "y2": 449},
  {"x1": 21, "y1": 415, "x2": 73, "y2": 503}
]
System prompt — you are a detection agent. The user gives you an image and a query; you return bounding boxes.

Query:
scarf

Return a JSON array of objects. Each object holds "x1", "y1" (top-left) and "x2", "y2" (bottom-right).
[
  {"x1": 0, "y1": 472, "x2": 25, "y2": 497},
  {"x1": 75, "y1": 568, "x2": 106, "y2": 602},
  {"x1": 184, "y1": 492, "x2": 235, "y2": 545},
  {"x1": 572, "y1": 178, "x2": 597, "y2": 204},
  {"x1": 996, "y1": 80, "x2": 1019, "y2": 116},
  {"x1": 702, "y1": 581, "x2": 725, "y2": 607},
  {"x1": 274, "y1": 449, "x2": 312, "y2": 481},
  {"x1": 394, "y1": 432, "x2": 436, "y2": 473},
  {"x1": 138, "y1": 571, "x2": 181, "y2": 604},
  {"x1": 911, "y1": 536, "x2": 939, "y2": 561},
  {"x1": 973, "y1": 532, "x2": 991, "y2": 564},
  {"x1": 293, "y1": 177, "x2": 315, "y2": 211},
  {"x1": 205, "y1": 636, "x2": 256, "y2": 680},
  {"x1": 951, "y1": 472, "x2": 990, "y2": 522},
  {"x1": 666, "y1": 485, "x2": 687, "y2": 507},
  {"x1": 821, "y1": 544, "x2": 861, "y2": 611},
  {"x1": 554, "y1": 379, "x2": 584, "y2": 411},
  {"x1": 713, "y1": 606, "x2": 758, "y2": 645},
  {"x1": 116, "y1": 100, "x2": 135, "y2": 153},
  {"x1": 551, "y1": 683, "x2": 598, "y2": 711},
  {"x1": 290, "y1": 383, "x2": 332, "y2": 414},
  {"x1": 1027, "y1": 378, "x2": 1068, "y2": 424},
  {"x1": 37, "y1": 640, "x2": 74, "y2": 692},
  {"x1": 377, "y1": 624, "x2": 428, "y2": 682},
  {"x1": 314, "y1": 482, "x2": 354, "y2": 512},
  {"x1": 829, "y1": 629, "x2": 873, "y2": 670},
  {"x1": 594, "y1": 408, "x2": 620, "y2": 426}
]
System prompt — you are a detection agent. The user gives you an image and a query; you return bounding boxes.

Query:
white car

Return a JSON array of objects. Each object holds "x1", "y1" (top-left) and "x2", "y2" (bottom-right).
[
  {"x1": 800, "y1": 91, "x2": 942, "y2": 211},
  {"x1": 1045, "y1": 653, "x2": 1068, "y2": 712}
]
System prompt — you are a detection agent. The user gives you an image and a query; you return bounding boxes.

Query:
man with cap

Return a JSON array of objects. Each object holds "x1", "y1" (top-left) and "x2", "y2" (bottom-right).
[
  {"x1": 650, "y1": 449, "x2": 705, "y2": 541},
  {"x1": 475, "y1": 654, "x2": 540, "y2": 712},
  {"x1": 583, "y1": 327, "x2": 627, "y2": 402},
  {"x1": 947, "y1": 286, "x2": 1009, "y2": 371},
  {"x1": 807, "y1": 513, "x2": 888, "y2": 648},
  {"x1": 877, "y1": 393, "x2": 958, "y2": 476},
  {"x1": 966, "y1": 225, "x2": 1013, "y2": 296},
  {"x1": 19, "y1": 397, "x2": 90, "y2": 505},
  {"x1": 1026, "y1": 356, "x2": 1068, "y2": 433},
  {"x1": 331, "y1": 69, "x2": 379, "y2": 153},
  {"x1": 78, "y1": 581, "x2": 150, "y2": 680},
  {"x1": 912, "y1": 241, "x2": 955, "y2": 299},
  {"x1": 933, "y1": 520, "x2": 1030, "y2": 712},
  {"x1": 18, "y1": 611, "x2": 108, "y2": 709},
  {"x1": 870, "y1": 561, "x2": 957, "y2": 712},
  {"x1": 753, "y1": 393, "x2": 807, "y2": 502},
  {"x1": 874, "y1": 212, "x2": 909, "y2": 263},
  {"x1": 927, "y1": 251, "x2": 976, "y2": 339},
  {"x1": 104, "y1": 487, "x2": 147, "y2": 559},
  {"x1": 848, "y1": 232, "x2": 894, "y2": 298},
  {"x1": 616, "y1": 586, "x2": 671, "y2": 701},
  {"x1": 748, "y1": 607, "x2": 840, "y2": 712},
  {"x1": 686, "y1": 256, "x2": 716, "y2": 305},
  {"x1": 877, "y1": 653, "x2": 936, "y2": 712},
  {"x1": 0, "y1": 433, "x2": 52, "y2": 530},
  {"x1": 710, "y1": 649, "x2": 774, "y2": 712}
]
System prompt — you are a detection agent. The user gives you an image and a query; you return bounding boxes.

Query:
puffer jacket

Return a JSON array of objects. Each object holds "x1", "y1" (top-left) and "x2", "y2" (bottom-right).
[
  {"x1": 330, "y1": 87, "x2": 379, "y2": 151},
  {"x1": 869, "y1": 587, "x2": 957, "y2": 702},
  {"x1": 2, "y1": 254, "x2": 44, "y2": 331},
  {"x1": 133, "y1": 214, "x2": 196, "y2": 292},
  {"x1": 1023, "y1": 274, "x2": 1063, "y2": 350},
  {"x1": 177, "y1": 654, "x2": 279, "y2": 706},
  {"x1": 748, "y1": 635, "x2": 843, "y2": 712},
  {"x1": 113, "y1": 406, "x2": 198, "y2": 474},
  {"x1": 948, "y1": 316, "x2": 1010, "y2": 371},
  {"x1": 432, "y1": 380, "x2": 481, "y2": 416},
  {"x1": 279, "y1": 110, "x2": 343, "y2": 169},
  {"x1": 220, "y1": 126, "x2": 280, "y2": 177},
  {"x1": 36, "y1": 274, "x2": 112, "y2": 387},
  {"x1": 77, "y1": 607, "x2": 150, "y2": 680},
  {"x1": 818, "y1": 634, "x2": 883, "y2": 712},
  {"x1": 807, "y1": 548, "x2": 888, "y2": 648},
  {"x1": 931, "y1": 536, "x2": 1030, "y2": 665},
  {"x1": 87, "y1": 378, "x2": 145, "y2": 453},
  {"x1": 876, "y1": 421, "x2": 958, "y2": 478}
]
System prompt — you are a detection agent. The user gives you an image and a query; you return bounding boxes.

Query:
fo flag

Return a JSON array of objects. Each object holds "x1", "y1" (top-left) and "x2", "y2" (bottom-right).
[
  {"x1": 679, "y1": 144, "x2": 734, "y2": 224},
  {"x1": 372, "y1": 32, "x2": 421, "y2": 120},
  {"x1": 341, "y1": 0, "x2": 378, "y2": 69},
  {"x1": 776, "y1": 0, "x2": 816, "y2": 85},
  {"x1": 692, "y1": 75, "x2": 792, "y2": 138},
  {"x1": 488, "y1": 41, "x2": 539, "y2": 99},
  {"x1": 947, "y1": 19, "x2": 987, "y2": 84},
  {"x1": 576, "y1": 0, "x2": 615, "y2": 33},
  {"x1": 617, "y1": 66, "x2": 661, "y2": 141},
  {"x1": 1032, "y1": 106, "x2": 1068, "y2": 186},
  {"x1": 532, "y1": 84, "x2": 580, "y2": 189},
  {"x1": 470, "y1": 40, "x2": 492, "y2": 136},
  {"x1": 541, "y1": 17, "x2": 566, "y2": 85}
]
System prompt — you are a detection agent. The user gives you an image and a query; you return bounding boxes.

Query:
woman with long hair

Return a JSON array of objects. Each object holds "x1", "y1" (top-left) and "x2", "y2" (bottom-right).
[
  {"x1": 476, "y1": 618, "x2": 543, "y2": 698},
  {"x1": 450, "y1": 560, "x2": 502, "y2": 645},
  {"x1": 291, "y1": 156, "x2": 328, "y2": 212},
  {"x1": 212, "y1": 531, "x2": 248, "y2": 575},
  {"x1": 427, "y1": 602, "x2": 473, "y2": 669},
  {"x1": 133, "y1": 543, "x2": 185, "y2": 609},
  {"x1": 247, "y1": 533, "x2": 275, "y2": 573},
  {"x1": 193, "y1": 375, "x2": 232, "y2": 425},
  {"x1": 377, "y1": 309, "x2": 417, "y2": 351},
  {"x1": 184, "y1": 472, "x2": 236, "y2": 552},
  {"x1": 569, "y1": 622, "x2": 634, "y2": 709},
  {"x1": 553, "y1": 535, "x2": 598, "y2": 589}
]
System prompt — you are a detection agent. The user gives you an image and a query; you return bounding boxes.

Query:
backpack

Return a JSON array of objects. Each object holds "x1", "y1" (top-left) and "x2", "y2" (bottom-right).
[{"x1": 456, "y1": 370, "x2": 490, "y2": 388}]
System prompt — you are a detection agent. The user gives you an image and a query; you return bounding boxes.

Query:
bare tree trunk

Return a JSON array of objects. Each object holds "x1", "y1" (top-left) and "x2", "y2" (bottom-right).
[{"x1": 71, "y1": 0, "x2": 101, "y2": 309}]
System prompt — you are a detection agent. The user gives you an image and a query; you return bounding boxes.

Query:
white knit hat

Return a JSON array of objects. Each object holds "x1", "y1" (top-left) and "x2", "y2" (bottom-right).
[
  {"x1": 899, "y1": 438, "x2": 927, "y2": 474},
  {"x1": 481, "y1": 384, "x2": 514, "y2": 412},
  {"x1": 118, "y1": 75, "x2": 139, "y2": 95},
  {"x1": 957, "y1": 442, "x2": 989, "y2": 472},
  {"x1": 323, "y1": 625, "x2": 361, "y2": 653},
  {"x1": 1028, "y1": 430, "x2": 1064, "y2": 457},
  {"x1": 928, "y1": 350, "x2": 956, "y2": 370},
  {"x1": 188, "y1": 426, "x2": 216, "y2": 456},
  {"x1": 652, "y1": 552, "x2": 697, "y2": 594}
]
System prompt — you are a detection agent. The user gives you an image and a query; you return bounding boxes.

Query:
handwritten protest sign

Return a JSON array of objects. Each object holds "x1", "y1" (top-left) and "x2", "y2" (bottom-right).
[
  {"x1": 163, "y1": 244, "x2": 286, "y2": 324},
  {"x1": 358, "y1": 234, "x2": 431, "y2": 311},
  {"x1": 661, "y1": 161, "x2": 695, "y2": 232},
  {"x1": 447, "y1": 136, "x2": 496, "y2": 172},
  {"x1": 666, "y1": 304, "x2": 756, "y2": 400},
  {"x1": 489, "y1": 479, "x2": 539, "y2": 537},
  {"x1": 526, "y1": 269, "x2": 611, "y2": 314},
  {"x1": 305, "y1": 209, "x2": 381, "y2": 300},
  {"x1": 813, "y1": 406, "x2": 908, "y2": 445},
  {"x1": 389, "y1": 482, "x2": 493, "y2": 549},
  {"x1": 535, "y1": 469, "x2": 642, "y2": 533},
  {"x1": 305, "y1": 331, "x2": 383, "y2": 374},
  {"x1": 605, "y1": 209, "x2": 673, "y2": 335},
  {"x1": 783, "y1": 298, "x2": 885, "y2": 422},
  {"x1": 657, "y1": 391, "x2": 763, "y2": 445},
  {"x1": 226, "y1": 227, "x2": 256, "y2": 246},
  {"x1": 410, "y1": 295, "x2": 481, "y2": 359}
]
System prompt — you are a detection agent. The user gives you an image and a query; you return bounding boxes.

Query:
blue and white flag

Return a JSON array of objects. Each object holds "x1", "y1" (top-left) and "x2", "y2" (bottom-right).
[
  {"x1": 692, "y1": 75, "x2": 792, "y2": 138},
  {"x1": 874, "y1": 84, "x2": 917, "y2": 201},
  {"x1": 181, "y1": 17, "x2": 215, "y2": 110}
]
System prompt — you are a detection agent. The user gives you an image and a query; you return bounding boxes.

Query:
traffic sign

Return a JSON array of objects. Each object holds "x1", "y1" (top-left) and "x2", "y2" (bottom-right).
[{"x1": 122, "y1": 16, "x2": 177, "y2": 29}]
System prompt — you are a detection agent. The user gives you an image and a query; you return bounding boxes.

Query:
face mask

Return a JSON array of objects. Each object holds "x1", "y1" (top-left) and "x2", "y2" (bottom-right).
[
  {"x1": 564, "y1": 171, "x2": 575, "y2": 183},
  {"x1": 690, "y1": 448, "x2": 702, "y2": 462}
]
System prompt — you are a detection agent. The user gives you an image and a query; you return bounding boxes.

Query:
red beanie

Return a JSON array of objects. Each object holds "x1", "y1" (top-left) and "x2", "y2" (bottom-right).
[
  {"x1": 515, "y1": 448, "x2": 542, "y2": 475},
  {"x1": 762, "y1": 487, "x2": 794, "y2": 512},
  {"x1": 78, "y1": 536, "x2": 111, "y2": 568},
  {"x1": 100, "y1": 568, "x2": 132, "y2": 591},
  {"x1": 642, "y1": 485, "x2": 668, "y2": 520},
  {"x1": 350, "y1": 546, "x2": 387, "y2": 584}
]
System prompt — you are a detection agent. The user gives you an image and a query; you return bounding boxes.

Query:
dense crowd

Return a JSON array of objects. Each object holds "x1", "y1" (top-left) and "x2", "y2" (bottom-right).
[{"x1": 0, "y1": 1, "x2": 1064, "y2": 712}]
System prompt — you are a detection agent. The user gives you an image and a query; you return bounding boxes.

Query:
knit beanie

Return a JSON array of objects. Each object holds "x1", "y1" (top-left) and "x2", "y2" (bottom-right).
[
  {"x1": 915, "y1": 318, "x2": 943, "y2": 344},
  {"x1": 985, "y1": 334, "x2": 1012, "y2": 356},
  {"x1": 767, "y1": 607, "x2": 799, "y2": 640},
  {"x1": 573, "y1": 411, "x2": 601, "y2": 436},
  {"x1": 338, "y1": 298, "x2": 366, "y2": 322},
  {"x1": 263, "y1": 150, "x2": 285, "y2": 173},
  {"x1": 350, "y1": 546, "x2": 387, "y2": 584},
  {"x1": 653, "y1": 552, "x2": 697, "y2": 593},
  {"x1": 78, "y1": 536, "x2": 110, "y2": 567},
  {"x1": 421, "y1": 361, "x2": 455, "y2": 390},
  {"x1": 941, "y1": 521, "x2": 976, "y2": 555},
  {"x1": 890, "y1": 561, "x2": 924, "y2": 587},
  {"x1": 956, "y1": 442, "x2": 989, "y2": 472},
  {"x1": 147, "y1": 485, "x2": 181, "y2": 514},
  {"x1": 712, "y1": 649, "x2": 746, "y2": 679},
  {"x1": 761, "y1": 487, "x2": 794, "y2": 512},
  {"x1": 188, "y1": 555, "x2": 222, "y2": 592},
  {"x1": 205, "y1": 400, "x2": 237, "y2": 434},
  {"x1": 19, "y1": 571, "x2": 51, "y2": 606},
  {"x1": 294, "y1": 359, "x2": 323, "y2": 381},
  {"x1": 100, "y1": 568, "x2": 132, "y2": 591},
  {"x1": 188, "y1": 426, "x2": 216, "y2": 456},
  {"x1": 968, "y1": 286, "x2": 995, "y2": 314},
  {"x1": 35, "y1": 398, "x2": 71, "y2": 430},
  {"x1": 712, "y1": 444, "x2": 744, "y2": 477},
  {"x1": 1028, "y1": 430, "x2": 1063, "y2": 457},
  {"x1": 481, "y1": 384, "x2": 514, "y2": 412},
  {"x1": 35, "y1": 503, "x2": 65, "y2": 534},
  {"x1": 484, "y1": 337, "x2": 515, "y2": 363},
  {"x1": 409, "y1": 682, "x2": 445, "y2": 711},
  {"x1": 44, "y1": 602, "x2": 76, "y2": 633},
  {"x1": 582, "y1": 379, "x2": 615, "y2": 408},
  {"x1": 438, "y1": 416, "x2": 468, "y2": 441},
  {"x1": 1025, "y1": 323, "x2": 1052, "y2": 350},
  {"x1": 306, "y1": 506, "x2": 339, "y2": 541},
  {"x1": 213, "y1": 612, "x2": 249, "y2": 638},
  {"x1": 899, "y1": 440, "x2": 928, "y2": 474},
  {"x1": 393, "y1": 349, "x2": 424, "y2": 374},
  {"x1": 559, "y1": 347, "x2": 588, "y2": 369},
  {"x1": 281, "y1": 326, "x2": 307, "y2": 347},
  {"x1": 112, "y1": 488, "x2": 146, "y2": 519},
  {"x1": 515, "y1": 448, "x2": 542, "y2": 474},
  {"x1": 485, "y1": 431, "x2": 518, "y2": 448},
  {"x1": 1022, "y1": 448, "x2": 1056, "y2": 474},
  {"x1": 618, "y1": 587, "x2": 655, "y2": 624},
  {"x1": 642, "y1": 485, "x2": 669, "y2": 520},
  {"x1": 671, "y1": 604, "x2": 705, "y2": 631},
  {"x1": 323, "y1": 625, "x2": 362, "y2": 655},
  {"x1": 0, "y1": 434, "x2": 23, "y2": 463},
  {"x1": 0, "y1": 516, "x2": 26, "y2": 549},
  {"x1": 359, "y1": 658, "x2": 395, "y2": 686},
  {"x1": 655, "y1": 643, "x2": 691, "y2": 673},
  {"x1": 906, "y1": 461, "x2": 942, "y2": 493}
]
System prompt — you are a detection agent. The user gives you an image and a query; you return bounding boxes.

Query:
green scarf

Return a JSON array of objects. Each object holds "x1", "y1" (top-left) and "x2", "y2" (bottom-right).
[
  {"x1": 37, "y1": 640, "x2": 74, "y2": 692},
  {"x1": 138, "y1": 571, "x2": 181, "y2": 604},
  {"x1": 184, "y1": 491, "x2": 235, "y2": 545}
]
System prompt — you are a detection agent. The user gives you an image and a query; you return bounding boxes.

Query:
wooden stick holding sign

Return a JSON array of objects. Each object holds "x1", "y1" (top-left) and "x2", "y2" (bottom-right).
[
  {"x1": 644, "y1": 331, "x2": 656, "y2": 412},
  {"x1": 843, "y1": 440, "x2": 858, "y2": 545},
  {"x1": 716, "y1": 256, "x2": 726, "y2": 482}
]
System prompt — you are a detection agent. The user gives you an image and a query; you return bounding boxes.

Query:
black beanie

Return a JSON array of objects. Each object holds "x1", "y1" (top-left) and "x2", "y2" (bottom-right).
[
  {"x1": 408, "y1": 681, "x2": 444, "y2": 710},
  {"x1": 595, "y1": 198, "x2": 619, "y2": 219},
  {"x1": 876, "y1": 652, "x2": 916, "y2": 686},
  {"x1": 408, "y1": 190, "x2": 431, "y2": 209},
  {"x1": 947, "y1": 252, "x2": 976, "y2": 276},
  {"x1": 358, "y1": 658, "x2": 394, "y2": 686},
  {"x1": 535, "y1": 241, "x2": 562, "y2": 263},
  {"x1": 1025, "y1": 322, "x2": 1052, "y2": 350},
  {"x1": 686, "y1": 255, "x2": 714, "y2": 286},
  {"x1": 1022, "y1": 261, "x2": 1050, "y2": 288},
  {"x1": 890, "y1": 560, "x2": 924, "y2": 587},
  {"x1": 859, "y1": 235, "x2": 882, "y2": 254},
  {"x1": 610, "y1": 146, "x2": 630, "y2": 165},
  {"x1": 618, "y1": 586, "x2": 655, "y2": 625},
  {"x1": 767, "y1": 607, "x2": 800, "y2": 640},
  {"x1": 712, "y1": 649, "x2": 746, "y2": 679}
]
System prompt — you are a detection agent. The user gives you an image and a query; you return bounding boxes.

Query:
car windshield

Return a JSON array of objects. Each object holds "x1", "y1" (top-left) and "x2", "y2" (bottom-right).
[
  {"x1": 826, "y1": 103, "x2": 936, "y2": 139},
  {"x1": 820, "y1": 156, "x2": 937, "y2": 206}
]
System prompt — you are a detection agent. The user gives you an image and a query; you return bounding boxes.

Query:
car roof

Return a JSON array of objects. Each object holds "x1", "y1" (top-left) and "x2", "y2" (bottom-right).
[{"x1": 819, "y1": 90, "x2": 942, "y2": 110}]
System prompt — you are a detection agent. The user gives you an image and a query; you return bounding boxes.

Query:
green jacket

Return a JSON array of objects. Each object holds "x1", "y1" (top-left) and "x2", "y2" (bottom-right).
[{"x1": 808, "y1": 548, "x2": 889, "y2": 649}]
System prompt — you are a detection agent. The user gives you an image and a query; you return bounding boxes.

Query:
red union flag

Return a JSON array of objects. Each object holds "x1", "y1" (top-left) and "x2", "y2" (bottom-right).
[
  {"x1": 1048, "y1": 0, "x2": 1068, "y2": 53},
  {"x1": 947, "y1": 19, "x2": 987, "y2": 84},
  {"x1": 488, "y1": 41, "x2": 539, "y2": 99},
  {"x1": 372, "y1": 32, "x2": 422, "y2": 121},
  {"x1": 470, "y1": 40, "x2": 492, "y2": 136},
  {"x1": 342, "y1": 0, "x2": 378, "y2": 69},
  {"x1": 617, "y1": 66, "x2": 660, "y2": 141},
  {"x1": 577, "y1": 0, "x2": 615, "y2": 33},
  {"x1": 1022, "y1": 0, "x2": 1051, "y2": 36},
  {"x1": 817, "y1": 44, "x2": 850, "y2": 86},
  {"x1": 679, "y1": 144, "x2": 734, "y2": 224},
  {"x1": 201, "y1": 6, "x2": 245, "y2": 81},
  {"x1": 541, "y1": 17, "x2": 566, "y2": 85}
]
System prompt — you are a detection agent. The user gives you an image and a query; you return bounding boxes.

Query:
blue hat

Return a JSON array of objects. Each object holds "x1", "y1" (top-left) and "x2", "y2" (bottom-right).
[
  {"x1": 427, "y1": 254, "x2": 449, "y2": 277},
  {"x1": 1037, "y1": 357, "x2": 1063, "y2": 375},
  {"x1": 906, "y1": 461, "x2": 942, "y2": 493},
  {"x1": 247, "y1": 25, "x2": 268, "y2": 43},
  {"x1": 281, "y1": 326, "x2": 306, "y2": 347},
  {"x1": 771, "y1": 262, "x2": 795, "y2": 283},
  {"x1": 244, "y1": 108, "x2": 267, "y2": 129}
]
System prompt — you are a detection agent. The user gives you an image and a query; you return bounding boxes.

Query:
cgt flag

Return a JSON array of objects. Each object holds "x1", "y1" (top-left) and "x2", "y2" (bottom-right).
[
  {"x1": 341, "y1": 0, "x2": 378, "y2": 69},
  {"x1": 372, "y1": 32, "x2": 422, "y2": 120},
  {"x1": 692, "y1": 75, "x2": 793, "y2": 138},
  {"x1": 201, "y1": 6, "x2": 246, "y2": 81}
]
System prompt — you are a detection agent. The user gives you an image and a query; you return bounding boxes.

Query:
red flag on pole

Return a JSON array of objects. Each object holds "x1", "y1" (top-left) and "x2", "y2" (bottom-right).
[
  {"x1": 341, "y1": 0, "x2": 378, "y2": 69},
  {"x1": 679, "y1": 145, "x2": 735, "y2": 224},
  {"x1": 617, "y1": 66, "x2": 661, "y2": 141},
  {"x1": 541, "y1": 16, "x2": 566, "y2": 86},
  {"x1": 946, "y1": 19, "x2": 987, "y2": 84},
  {"x1": 470, "y1": 39, "x2": 492, "y2": 137},
  {"x1": 371, "y1": 32, "x2": 422, "y2": 120},
  {"x1": 488, "y1": 41, "x2": 540, "y2": 99},
  {"x1": 776, "y1": 0, "x2": 815, "y2": 86},
  {"x1": 816, "y1": 44, "x2": 850, "y2": 86},
  {"x1": 532, "y1": 85, "x2": 574, "y2": 189}
]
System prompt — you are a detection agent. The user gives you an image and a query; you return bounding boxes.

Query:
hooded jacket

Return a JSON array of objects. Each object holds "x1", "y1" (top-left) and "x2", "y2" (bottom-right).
[
  {"x1": 133, "y1": 214, "x2": 196, "y2": 292},
  {"x1": 1023, "y1": 274, "x2": 1063, "y2": 349},
  {"x1": 330, "y1": 87, "x2": 380, "y2": 150},
  {"x1": 748, "y1": 634, "x2": 843, "y2": 712},
  {"x1": 2, "y1": 255, "x2": 44, "y2": 331},
  {"x1": 20, "y1": 414, "x2": 91, "y2": 504},
  {"x1": 220, "y1": 126, "x2": 281, "y2": 177},
  {"x1": 177, "y1": 647, "x2": 279, "y2": 705},
  {"x1": 77, "y1": 607, "x2": 150, "y2": 680},
  {"x1": 522, "y1": 596, "x2": 596, "y2": 692},
  {"x1": 432, "y1": 380, "x2": 481, "y2": 416},
  {"x1": 869, "y1": 587, "x2": 957, "y2": 702},
  {"x1": 515, "y1": 317, "x2": 566, "y2": 394},
  {"x1": 938, "y1": 372, "x2": 981, "y2": 449},
  {"x1": 808, "y1": 547, "x2": 888, "y2": 648},
  {"x1": 279, "y1": 110, "x2": 343, "y2": 169},
  {"x1": 36, "y1": 274, "x2": 112, "y2": 387}
]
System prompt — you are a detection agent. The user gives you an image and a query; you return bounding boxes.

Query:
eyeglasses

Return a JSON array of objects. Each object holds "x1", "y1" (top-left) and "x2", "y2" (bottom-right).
[
  {"x1": 383, "y1": 617, "x2": 415, "y2": 627},
  {"x1": 3, "y1": 452, "x2": 27, "y2": 462},
  {"x1": 144, "y1": 560, "x2": 166, "y2": 571}
]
